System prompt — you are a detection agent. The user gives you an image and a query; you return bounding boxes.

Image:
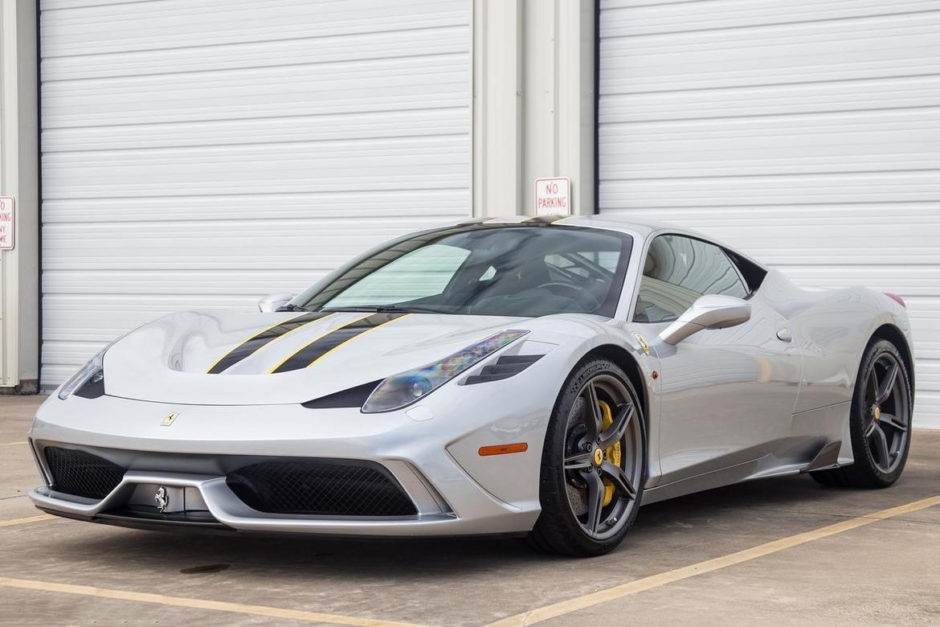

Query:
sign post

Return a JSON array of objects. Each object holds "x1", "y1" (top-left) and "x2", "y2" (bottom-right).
[
  {"x1": 0, "y1": 197, "x2": 13, "y2": 251},
  {"x1": 534, "y1": 177, "x2": 571, "y2": 217}
]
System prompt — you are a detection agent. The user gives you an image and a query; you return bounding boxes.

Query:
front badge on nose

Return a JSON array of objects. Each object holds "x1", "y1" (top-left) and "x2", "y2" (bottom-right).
[{"x1": 161, "y1": 412, "x2": 179, "y2": 426}]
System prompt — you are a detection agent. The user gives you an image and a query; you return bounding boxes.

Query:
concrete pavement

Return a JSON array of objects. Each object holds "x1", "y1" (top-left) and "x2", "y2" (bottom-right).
[{"x1": 0, "y1": 395, "x2": 937, "y2": 626}]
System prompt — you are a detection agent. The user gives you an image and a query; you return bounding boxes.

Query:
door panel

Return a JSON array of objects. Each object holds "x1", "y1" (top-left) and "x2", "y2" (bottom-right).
[
  {"x1": 632, "y1": 233, "x2": 802, "y2": 484},
  {"x1": 653, "y1": 294, "x2": 802, "y2": 483}
]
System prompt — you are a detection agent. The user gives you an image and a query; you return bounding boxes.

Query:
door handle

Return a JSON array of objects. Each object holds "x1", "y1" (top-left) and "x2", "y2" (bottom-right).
[{"x1": 776, "y1": 328, "x2": 792, "y2": 342}]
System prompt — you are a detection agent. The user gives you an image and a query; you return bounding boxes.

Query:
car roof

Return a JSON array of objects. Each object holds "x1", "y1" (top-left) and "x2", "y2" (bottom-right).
[
  {"x1": 454, "y1": 214, "x2": 766, "y2": 270},
  {"x1": 554, "y1": 214, "x2": 673, "y2": 236},
  {"x1": 459, "y1": 213, "x2": 677, "y2": 237}
]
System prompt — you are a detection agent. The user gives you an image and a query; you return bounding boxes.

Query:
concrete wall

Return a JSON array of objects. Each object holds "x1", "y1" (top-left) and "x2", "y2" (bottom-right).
[
  {"x1": 472, "y1": 0, "x2": 595, "y2": 217},
  {"x1": 0, "y1": 0, "x2": 39, "y2": 393}
]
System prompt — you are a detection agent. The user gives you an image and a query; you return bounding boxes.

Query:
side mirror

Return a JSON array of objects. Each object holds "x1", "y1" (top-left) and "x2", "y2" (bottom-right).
[
  {"x1": 258, "y1": 293, "x2": 296, "y2": 313},
  {"x1": 658, "y1": 295, "x2": 751, "y2": 345}
]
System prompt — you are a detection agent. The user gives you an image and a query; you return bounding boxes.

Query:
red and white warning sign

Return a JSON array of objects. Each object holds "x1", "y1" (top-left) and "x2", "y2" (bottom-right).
[
  {"x1": 0, "y1": 197, "x2": 13, "y2": 251},
  {"x1": 535, "y1": 177, "x2": 571, "y2": 216}
]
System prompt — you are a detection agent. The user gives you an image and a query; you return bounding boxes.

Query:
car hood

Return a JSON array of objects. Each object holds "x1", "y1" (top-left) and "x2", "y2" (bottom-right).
[{"x1": 102, "y1": 310, "x2": 531, "y2": 405}]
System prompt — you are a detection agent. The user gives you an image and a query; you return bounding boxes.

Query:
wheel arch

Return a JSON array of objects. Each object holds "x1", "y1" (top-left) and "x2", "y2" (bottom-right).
[
  {"x1": 581, "y1": 344, "x2": 649, "y2": 432},
  {"x1": 871, "y1": 323, "x2": 915, "y2": 393}
]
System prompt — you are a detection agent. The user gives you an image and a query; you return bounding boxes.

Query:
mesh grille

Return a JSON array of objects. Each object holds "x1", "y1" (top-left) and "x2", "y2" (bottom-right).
[
  {"x1": 44, "y1": 447, "x2": 125, "y2": 500},
  {"x1": 227, "y1": 460, "x2": 417, "y2": 517}
]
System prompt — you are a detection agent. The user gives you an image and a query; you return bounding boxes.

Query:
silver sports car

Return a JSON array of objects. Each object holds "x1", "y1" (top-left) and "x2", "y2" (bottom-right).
[{"x1": 29, "y1": 215, "x2": 914, "y2": 556}]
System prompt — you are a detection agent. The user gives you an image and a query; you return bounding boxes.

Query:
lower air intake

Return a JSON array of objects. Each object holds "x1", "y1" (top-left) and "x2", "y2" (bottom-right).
[
  {"x1": 44, "y1": 447, "x2": 125, "y2": 500},
  {"x1": 227, "y1": 460, "x2": 417, "y2": 517}
]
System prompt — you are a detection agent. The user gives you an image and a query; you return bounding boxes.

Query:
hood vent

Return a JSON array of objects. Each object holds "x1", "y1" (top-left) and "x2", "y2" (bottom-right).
[{"x1": 463, "y1": 354, "x2": 542, "y2": 385}]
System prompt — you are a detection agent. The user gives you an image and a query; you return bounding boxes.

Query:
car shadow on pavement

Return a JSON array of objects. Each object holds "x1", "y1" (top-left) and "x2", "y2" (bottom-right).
[{"x1": 45, "y1": 473, "x2": 852, "y2": 581}]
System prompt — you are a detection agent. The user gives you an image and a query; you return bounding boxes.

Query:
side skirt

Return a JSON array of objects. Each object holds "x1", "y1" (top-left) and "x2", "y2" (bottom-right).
[
  {"x1": 641, "y1": 457, "x2": 764, "y2": 505},
  {"x1": 640, "y1": 437, "x2": 844, "y2": 506}
]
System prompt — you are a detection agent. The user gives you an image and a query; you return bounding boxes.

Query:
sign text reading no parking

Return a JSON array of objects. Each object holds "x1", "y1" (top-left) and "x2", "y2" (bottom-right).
[
  {"x1": 535, "y1": 178, "x2": 570, "y2": 217},
  {"x1": 0, "y1": 197, "x2": 13, "y2": 251}
]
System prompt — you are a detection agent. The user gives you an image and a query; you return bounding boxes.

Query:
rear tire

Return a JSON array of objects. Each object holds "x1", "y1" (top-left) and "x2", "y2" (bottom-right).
[
  {"x1": 528, "y1": 359, "x2": 647, "y2": 556},
  {"x1": 811, "y1": 339, "x2": 912, "y2": 488}
]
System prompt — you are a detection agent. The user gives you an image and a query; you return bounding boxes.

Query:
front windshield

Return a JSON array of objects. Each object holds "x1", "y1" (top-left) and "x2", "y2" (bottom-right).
[{"x1": 296, "y1": 225, "x2": 632, "y2": 318}]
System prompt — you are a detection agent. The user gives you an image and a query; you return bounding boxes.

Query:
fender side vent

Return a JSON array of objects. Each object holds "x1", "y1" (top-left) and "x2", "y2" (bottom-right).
[{"x1": 463, "y1": 354, "x2": 542, "y2": 385}]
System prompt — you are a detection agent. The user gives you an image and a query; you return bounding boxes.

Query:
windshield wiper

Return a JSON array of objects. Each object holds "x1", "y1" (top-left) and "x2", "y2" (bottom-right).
[
  {"x1": 277, "y1": 303, "x2": 309, "y2": 312},
  {"x1": 321, "y1": 305, "x2": 448, "y2": 314},
  {"x1": 375, "y1": 305, "x2": 448, "y2": 314}
]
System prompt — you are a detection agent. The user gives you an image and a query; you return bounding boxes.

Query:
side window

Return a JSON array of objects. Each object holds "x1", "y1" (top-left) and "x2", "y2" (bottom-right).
[{"x1": 634, "y1": 235, "x2": 748, "y2": 323}]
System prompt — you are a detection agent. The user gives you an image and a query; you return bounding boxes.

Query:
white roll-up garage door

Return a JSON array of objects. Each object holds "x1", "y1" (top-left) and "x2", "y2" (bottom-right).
[
  {"x1": 598, "y1": 0, "x2": 940, "y2": 427},
  {"x1": 39, "y1": 0, "x2": 470, "y2": 387}
]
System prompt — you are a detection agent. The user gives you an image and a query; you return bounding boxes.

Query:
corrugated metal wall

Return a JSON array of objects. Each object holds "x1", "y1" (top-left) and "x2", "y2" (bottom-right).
[
  {"x1": 39, "y1": 0, "x2": 470, "y2": 387},
  {"x1": 598, "y1": 0, "x2": 940, "y2": 427}
]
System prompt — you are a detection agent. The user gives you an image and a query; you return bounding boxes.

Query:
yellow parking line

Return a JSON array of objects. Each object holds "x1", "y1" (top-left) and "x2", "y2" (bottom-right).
[
  {"x1": 488, "y1": 494, "x2": 940, "y2": 626},
  {"x1": 0, "y1": 441, "x2": 27, "y2": 447},
  {"x1": 0, "y1": 514, "x2": 55, "y2": 528},
  {"x1": 0, "y1": 576, "x2": 423, "y2": 627}
]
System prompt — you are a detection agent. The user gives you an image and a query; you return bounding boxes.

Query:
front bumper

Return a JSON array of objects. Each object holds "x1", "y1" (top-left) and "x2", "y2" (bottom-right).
[
  {"x1": 31, "y1": 469, "x2": 466, "y2": 536},
  {"x1": 28, "y1": 382, "x2": 551, "y2": 536}
]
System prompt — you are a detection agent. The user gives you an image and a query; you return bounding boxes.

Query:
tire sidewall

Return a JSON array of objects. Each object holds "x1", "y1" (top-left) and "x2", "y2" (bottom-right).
[
  {"x1": 536, "y1": 358, "x2": 647, "y2": 556},
  {"x1": 850, "y1": 339, "x2": 912, "y2": 486}
]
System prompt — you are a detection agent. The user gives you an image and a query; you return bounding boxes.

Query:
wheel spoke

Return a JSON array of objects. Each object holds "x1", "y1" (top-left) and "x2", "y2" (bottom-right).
[
  {"x1": 582, "y1": 382, "x2": 603, "y2": 441},
  {"x1": 871, "y1": 424, "x2": 890, "y2": 467},
  {"x1": 597, "y1": 403, "x2": 634, "y2": 450},
  {"x1": 878, "y1": 413, "x2": 907, "y2": 433},
  {"x1": 600, "y1": 461, "x2": 637, "y2": 500},
  {"x1": 563, "y1": 374, "x2": 643, "y2": 538},
  {"x1": 875, "y1": 361, "x2": 899, "y2": 405},
  {"x1": 564, "y1": 452, "x2": 593, "y2": 471},
  {"x1": 583, "y1": 470, "x2": 606, "y2": 534},
  {"x1": 864, "y1": 419, "x2": 878, "y2": 438},
  {"x1": 867, "y1": 371, "x2": 878, "y2": 404}
]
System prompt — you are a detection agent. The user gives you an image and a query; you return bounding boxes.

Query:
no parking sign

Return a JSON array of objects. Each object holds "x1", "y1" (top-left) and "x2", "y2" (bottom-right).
[
  {"x1": 534, "y1": 177, "x2": 570, "y2": 216},
  {"x1": 0, "y1": 197, "x2": 13, "y2": 251}
]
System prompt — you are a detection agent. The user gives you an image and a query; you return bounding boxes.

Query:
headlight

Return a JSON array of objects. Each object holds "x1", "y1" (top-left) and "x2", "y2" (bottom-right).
[
  {"x1": 57, "y1": 349, "x2": 106, "y2": 400},
  {"x1": 361, "y1": 330, "x2": 528, "y2": 413}
]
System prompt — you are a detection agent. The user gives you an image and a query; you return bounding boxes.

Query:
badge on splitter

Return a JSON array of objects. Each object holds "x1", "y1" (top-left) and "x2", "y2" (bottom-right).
[
  {"x1": 161, "y1": 412, "x2": 179, "y2": 427},
  {"x1": 154, "y1": 486, "x2": 169, "y2": 513}
]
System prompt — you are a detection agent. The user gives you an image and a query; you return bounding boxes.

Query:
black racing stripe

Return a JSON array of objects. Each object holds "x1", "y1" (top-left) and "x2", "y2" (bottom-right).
[
  {"x1": 207, "y1": 312, "x2": 331, "y2": 374},
  {"x1": 271, "y1": 312, "x2": 407, "y2": 374}
]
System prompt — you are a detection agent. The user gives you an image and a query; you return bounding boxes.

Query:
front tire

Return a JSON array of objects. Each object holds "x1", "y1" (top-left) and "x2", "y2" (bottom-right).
[
  {"x1": 528, "y1": 359, "x2": 646, "y2": 556},
  {"x1": 811, "y1": 339, "x2": 912, "y2": 488}
]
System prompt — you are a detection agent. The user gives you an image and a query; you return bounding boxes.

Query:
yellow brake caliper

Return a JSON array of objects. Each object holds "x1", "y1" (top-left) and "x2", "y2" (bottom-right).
[{"x1": 597, "y1": 400, "x2": 622, "y2": 506}]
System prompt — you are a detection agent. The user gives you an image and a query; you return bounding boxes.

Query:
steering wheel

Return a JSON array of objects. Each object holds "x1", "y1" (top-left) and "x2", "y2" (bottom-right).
[{"x1": 537, "y1": 281, "x2": 602, "y2": 310}]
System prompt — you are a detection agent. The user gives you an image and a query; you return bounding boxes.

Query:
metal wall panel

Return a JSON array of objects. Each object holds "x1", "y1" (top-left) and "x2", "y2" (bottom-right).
[
  {"x1": 598, "y1": 0, "x2": 940, "y2": 427},
  {"x1": 39, "y1": 0, "x2": 470, "y2": 386}
]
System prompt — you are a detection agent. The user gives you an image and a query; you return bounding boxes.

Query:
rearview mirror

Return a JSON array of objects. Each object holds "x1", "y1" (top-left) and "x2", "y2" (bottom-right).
[
  {"x1": 658, "y1": 295, "x2": 751, "y2": 345},
  {"x1": 258, "y1": 293, "x2": 296, "y2": 313}
]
